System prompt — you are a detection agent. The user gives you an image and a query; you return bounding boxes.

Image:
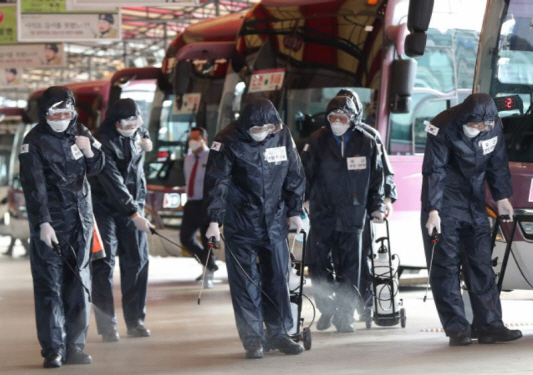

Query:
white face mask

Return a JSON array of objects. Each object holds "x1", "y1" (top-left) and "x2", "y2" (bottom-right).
[
  {"x1": 117, "y1": 128, "x2": 136, "y2": 137},
  {"x1": 188, "y1": 139, "x2": 203, "y2": 151},
  {"x1": 331, "y1": 121, "x2": 350, "y2": 136},
  {"x1": 47, "y1": 119, "x2": 71, "y2": 133},
  {"x1": 250, "y1": 130, "x2": 270, "y2": 142},
  {"x1": 463, "y1": 125, "x2": 481, "y2": 138}
]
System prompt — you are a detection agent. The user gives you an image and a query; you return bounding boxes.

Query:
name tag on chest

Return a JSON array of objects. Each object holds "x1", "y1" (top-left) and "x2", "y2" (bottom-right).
[
  {"x1": 264, "y1": 146, "x2": 287, "y2": 163},
  {"x1": 347, "y1": 156, "x2": 366, "y2": 170},
  {"x1": 480, "y1": 136, "x2": 498, "y2": 155},
  {"x1": 71, "y1": 144, "x2": 83, "y2": 160}
]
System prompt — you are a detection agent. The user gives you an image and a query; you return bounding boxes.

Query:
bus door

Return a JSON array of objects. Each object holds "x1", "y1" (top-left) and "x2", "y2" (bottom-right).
[{"x1": 145, "y1": 42, "x2": 235, "y2": 258}]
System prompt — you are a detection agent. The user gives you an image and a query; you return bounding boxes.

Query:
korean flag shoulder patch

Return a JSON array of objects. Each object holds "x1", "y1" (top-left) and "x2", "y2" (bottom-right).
[
  {"x1": 424, "y1": 121, "x2": 439, "y2": 136},
  {"x1": 20, "y1": 144, "x2": 29, "y2": 154},
  {"x1": 211, "y1": 141, "x2": 222, "y2": 151}
]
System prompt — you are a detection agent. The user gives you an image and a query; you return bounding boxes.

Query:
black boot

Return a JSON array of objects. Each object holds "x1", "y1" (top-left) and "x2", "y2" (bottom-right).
[
  {"x1": 332, "y1": 315, "x2": 355, "y2": 333},
  {"x1": 127, "y1": 324, "x2": 151, "y2": 337},
  {"x1": 449, "y1": 332, "x2": 472, "y2": 346},
  {"x1": 478, "y1": 326, "x2": 523, "y2": 344},
  {"x1": 43, "y1": 353, "x2": 62, "y2": 368},
  {"x1": 245, "y1": 343, "x2": 264, "y2": 359},
  {"x1": 267, "y1": 336, "x2": 304, "y2": 355},
  {"x1": 65, "y1": 348, "x2": 92, "y2": 365},
  {"x1": 102, "y1": 329, "x2": 120, "y2": 343},
  {"x1": 316, "y1": 313, "x2": 333, "y2": 331}
]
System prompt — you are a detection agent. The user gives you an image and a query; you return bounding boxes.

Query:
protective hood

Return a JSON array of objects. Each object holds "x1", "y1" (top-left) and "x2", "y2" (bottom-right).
[
  {"x1": 455, "y1": 93, "x2": 498, "y2": 127},
  {"x1": 39, "y1": 86, "x2": 77, "y2": 126},
  {"x1": 237, "y1": 98, "x2": 282, "y2": 131},
  {"x1": 99, "y1": 98, "x2": 141, "y2": 135},
  {"x1": 325, "y1": 96, "x2": 359, "y2": 131},
  {"x1": 336, "y1": 88, "x2": 363, "y2": 125}
]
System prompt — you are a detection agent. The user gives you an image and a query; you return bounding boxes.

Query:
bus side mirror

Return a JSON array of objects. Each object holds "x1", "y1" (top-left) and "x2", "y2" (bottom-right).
[
  {"x1": 390, "y1": 59, "x2": 417, "y2": 114},
  {"x1": 172, "y1": 60, "x2": 192, "y2": 109},
  {"x1": 405, "y1": 0, "x2": 434, "y2": 57}
]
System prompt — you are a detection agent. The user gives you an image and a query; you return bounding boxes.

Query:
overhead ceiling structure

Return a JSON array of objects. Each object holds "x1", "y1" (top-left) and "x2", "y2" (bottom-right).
[{"x1": 4, "y1": 0, "x2": 259, "y2": 102}]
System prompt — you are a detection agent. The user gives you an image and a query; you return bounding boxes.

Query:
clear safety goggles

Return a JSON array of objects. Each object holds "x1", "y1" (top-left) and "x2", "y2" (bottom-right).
[
  {"x1": 46, "y1": 100, "x2": 76, "y2": 121},
  {"x1": 119, "y1": 115, "x2": 143, "y2": 130},
  {"x1": 249, "y1": 123, "x2": 283, "y2": 135},
  {"x1": 327, "y1": 111, "x2": 352, "y2": 124},
  {"x1": 465, "y1": 120, "x2": 494, "y2": 131}
]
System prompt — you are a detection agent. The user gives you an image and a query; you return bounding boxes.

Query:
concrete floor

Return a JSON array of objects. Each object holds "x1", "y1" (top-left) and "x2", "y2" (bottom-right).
[{"x1": 2, "y1": 243, "x2": 533, "y2": 375}]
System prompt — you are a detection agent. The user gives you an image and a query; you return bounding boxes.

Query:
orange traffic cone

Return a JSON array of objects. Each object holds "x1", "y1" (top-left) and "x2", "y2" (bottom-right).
[{"x1": 92, "y1": 219, "x2": 106, "y2": 260}]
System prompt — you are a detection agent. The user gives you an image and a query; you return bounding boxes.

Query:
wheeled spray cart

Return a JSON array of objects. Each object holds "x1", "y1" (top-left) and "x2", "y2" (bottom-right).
[
  {"x1": 367, "y1": 218, "x2": 406, "y2": 329},
  {"x1": 490, "y1": 213, "x2": 533, "y2": 293},
  {"x1": 288, "y1": 228, "x2": 312, "y2": 350}
]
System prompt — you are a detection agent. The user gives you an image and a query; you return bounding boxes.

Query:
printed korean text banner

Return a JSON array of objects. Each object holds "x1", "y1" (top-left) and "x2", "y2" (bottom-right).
[{"x1": 17, "y1": 0, "x2": 121, "y2": 42}]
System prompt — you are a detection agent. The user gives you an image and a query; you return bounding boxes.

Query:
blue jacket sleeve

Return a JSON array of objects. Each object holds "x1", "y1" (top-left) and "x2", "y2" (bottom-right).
[
  {"x1": 19, "y1": 140, "x2": 52, "y2": 228},
  {"x1": 367, "y1": 141, "x2": 386, "y2": 213},
  {"x1": 486, "y1": 121, "x2": 513, "y2": 201},
  {"x1": 422, "y1": 129, "x2": 450, "y2": 212},
  {"x1": 204, "y1": 138, "x2": 233, "y2": 225},
  {"x1": 95, "y1": 139, "x2": 138, "y2": 216},
  {"x1": 283, "y1": 129, "x2": 305, "y2": 217}
]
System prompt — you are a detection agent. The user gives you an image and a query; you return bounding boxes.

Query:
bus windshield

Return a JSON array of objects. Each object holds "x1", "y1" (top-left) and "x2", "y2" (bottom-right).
[{"x1": 477, "y1": 0, "x2": 533, "y2": 162}]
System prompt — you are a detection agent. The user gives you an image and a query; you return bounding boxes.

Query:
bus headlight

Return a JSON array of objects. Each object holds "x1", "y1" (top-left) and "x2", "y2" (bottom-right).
[{"x1": 519, "y1": 221, "x2": 533, "y2": 241}]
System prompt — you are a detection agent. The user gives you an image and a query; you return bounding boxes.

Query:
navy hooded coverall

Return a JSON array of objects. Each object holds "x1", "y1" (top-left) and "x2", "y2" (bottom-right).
[
  {"x1": 89, "y1": 99, "x2": 151, "y2": 335},
  {"x1": 302, "y1": 96, "x2": 385, "y2": 327},
  {"x1": 19, "y1": 86, "x2": 105, "y2": 358},
  {"x1": 204, "y1": 98, "x2": 305, "y2": 350},
  {"x1": 421, "y1": 93, "x2": 512, "y2": 336},
  {"x1": 336, "y1": 89, "x2": 397, "y2": 314}
]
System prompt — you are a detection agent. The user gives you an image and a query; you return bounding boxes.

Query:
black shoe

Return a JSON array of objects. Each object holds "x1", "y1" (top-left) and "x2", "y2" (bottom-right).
[
  {"x1": 449, "y1": 332, "x2": 472, "y2": 346},
  {"x1": 127, "y1": 325, "x2": 151, "y2": 337},
  {"x1": 316, "y1": 314, "x2": 333, "y2": 331},
  {"x1": 267, "y1": 336, "x2": 304, "y2": 355},
  {"x1": 245, "y1": 345, "x2": 264, "y2": 359},
  {"x1": 43, "y1": 353, "x2": 62, "y2": 368},
  {"x1": 65, "y1": 348, "x2": 92, "y2": 365},
  {"x1": 358, "y1": 308, "x2": 372, "y2": 323},
  {"x1": 102, "y1": 330, "x2": 120, "y2": 343},
  {"x1": 478, "y1": 326, "x2": 523, "y2": 344},
  {"x1": 332, "y1": 316, "x2": 355, "y2": 333}
]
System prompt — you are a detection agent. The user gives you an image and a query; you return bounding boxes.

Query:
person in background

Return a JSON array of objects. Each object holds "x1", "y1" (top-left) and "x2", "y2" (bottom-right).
[
  {"x1": 180, "y1": 126, "x2": 218, "y2": 288},
  {"x1": 336, "y1": 88, "x2": 397, "y2": 321},
  {"x1": 19, "y1": 86, "x2": 104, "y2": 368},
  {"x1": 204, "y1": 98, "x2": 306, "y2": 359},
  {"x1": 90, "y1": 98, "x2": 154, "y2": 343},
  {"x1": 301, "y1": 95, "x2": 385, "y2": 333}
]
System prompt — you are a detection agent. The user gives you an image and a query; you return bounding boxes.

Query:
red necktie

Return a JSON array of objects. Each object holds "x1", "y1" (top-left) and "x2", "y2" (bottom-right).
[{"x1": 188, "y1": 156, "x2": 199, "y2": 198}]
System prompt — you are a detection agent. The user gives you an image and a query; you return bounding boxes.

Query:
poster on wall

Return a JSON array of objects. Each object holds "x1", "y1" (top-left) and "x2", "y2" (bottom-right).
[
  {"x1": 17, "y1": 0, "x2": 121, "y2": 42},
  {"x1": 0, "y1": 5, "x2": 17, "y2": 44},
  {"x1": 0, "y1": 43, "x2": 65, "y2": 68},
  {"x1": 0, "y1": 67, "x2": 25, "y2": 87}
]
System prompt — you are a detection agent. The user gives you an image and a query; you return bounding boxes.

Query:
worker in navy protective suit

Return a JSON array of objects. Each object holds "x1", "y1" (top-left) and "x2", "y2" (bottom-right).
[
  {"x1": 336, "y1": 88, "x2": 397, "y2": 321},
  {"x1": 90, "y1": 98, "x2": 154, "y2": 343},
  {"x1": 301, "y1": 96, "x2": 385, "y2": 333},
  {"x1": 204, "y1": 98, "x2": 306, "y2": 359},
  {"x1": 421, "y1": 93, "x2": 522, "y2": 346},
  {"x1": 19, "y1": 86, "x2": 105, "y2": 368}
]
